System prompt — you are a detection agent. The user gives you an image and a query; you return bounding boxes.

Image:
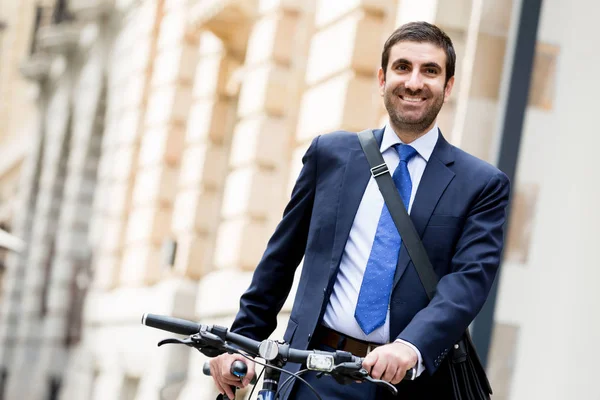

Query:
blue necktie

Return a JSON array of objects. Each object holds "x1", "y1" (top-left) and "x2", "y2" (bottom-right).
[{"x1": 355, "y1": 144, "x2": 418, "y2": 335}]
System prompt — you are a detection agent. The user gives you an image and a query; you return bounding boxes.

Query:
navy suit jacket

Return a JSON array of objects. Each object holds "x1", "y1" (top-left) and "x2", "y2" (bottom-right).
[{"x1": 231, "y1": 128, "x2": 510, "y2": 377}]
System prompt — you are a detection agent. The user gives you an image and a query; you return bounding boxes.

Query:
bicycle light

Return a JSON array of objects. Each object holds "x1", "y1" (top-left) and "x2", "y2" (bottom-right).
[
  {"x1": 258, "y1": 340, "x2": 279, "y2": 361},
  {"x1": 306, "y1": 353, "x2": 334, "y2": 372}
]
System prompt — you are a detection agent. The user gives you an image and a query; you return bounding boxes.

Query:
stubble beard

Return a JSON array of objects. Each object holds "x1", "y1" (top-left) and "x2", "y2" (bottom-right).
[{"x1": 384, "y1": 86, "x2": 445, "y2": 138}]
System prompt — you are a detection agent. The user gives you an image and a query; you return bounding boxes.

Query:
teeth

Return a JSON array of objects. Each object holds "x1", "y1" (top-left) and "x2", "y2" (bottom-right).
[{"x1": 402, "y1": 96, "x2": 423, "y2": 103}]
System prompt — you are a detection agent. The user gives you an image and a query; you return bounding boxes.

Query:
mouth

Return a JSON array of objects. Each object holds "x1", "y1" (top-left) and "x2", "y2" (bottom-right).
[{"x1": 399, "y1": 95, "x2": 427, "y2": 103}]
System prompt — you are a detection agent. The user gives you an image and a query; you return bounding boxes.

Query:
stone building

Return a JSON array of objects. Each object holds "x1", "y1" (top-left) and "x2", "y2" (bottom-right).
[{"x1": 0, "y1": 0, "x2": 599, "y2": 399}]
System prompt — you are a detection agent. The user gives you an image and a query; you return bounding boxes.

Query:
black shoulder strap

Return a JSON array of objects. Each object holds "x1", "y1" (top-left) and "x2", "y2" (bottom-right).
[{"x1": 357, "y1": 129, "x2": 438, "y2": 300}]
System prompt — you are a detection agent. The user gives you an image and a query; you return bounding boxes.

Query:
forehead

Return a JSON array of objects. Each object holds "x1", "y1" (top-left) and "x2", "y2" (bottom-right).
[{"x1": 387, "y1": 41, "x2": 447, "y2": 69}]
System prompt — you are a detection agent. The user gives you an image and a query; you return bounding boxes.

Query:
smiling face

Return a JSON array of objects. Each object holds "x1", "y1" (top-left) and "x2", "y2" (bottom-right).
[{"x1": 378, "y1": 40, "x2": 455, "y2": 140}]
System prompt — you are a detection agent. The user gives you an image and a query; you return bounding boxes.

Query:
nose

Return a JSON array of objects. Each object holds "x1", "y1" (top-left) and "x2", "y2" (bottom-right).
[{"x1": 405, "y1": 70, "x2": 424, "y2": 92}]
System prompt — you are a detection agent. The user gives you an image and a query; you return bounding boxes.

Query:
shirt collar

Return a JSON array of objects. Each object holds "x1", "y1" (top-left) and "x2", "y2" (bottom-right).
[{"x1": 380, "y1": 123, "x2": 439, "y2": 162}]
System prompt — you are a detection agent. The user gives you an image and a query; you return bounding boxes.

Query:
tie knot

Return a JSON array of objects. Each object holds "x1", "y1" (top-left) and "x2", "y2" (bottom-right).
[{"x1": 395, "y1": 144, "x2": 417, "y2": 162}]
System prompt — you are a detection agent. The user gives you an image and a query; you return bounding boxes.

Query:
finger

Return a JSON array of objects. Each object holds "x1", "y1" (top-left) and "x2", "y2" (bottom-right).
[
  {"x1": 381, "y1": 362, "x2": 398, "y2": 383},
  {"x1": 224, "y1": 384, "x2": 236, "y2": 400},
  {"x1": 221, "y1": 376, "x2": 243, "y2": 387},
  {"x1": 221, "y1": 359, "x2": 233, "y2": 379},
  {"x1": 211, "y1": 358, "x2": 237, "y2": 394},
  {"x1": 243, "y1": 363, "x2": 256, "y2": 386},
  {"x1": 391, "y1": 368, "x2": 407, "y2": 385},
  {"x1": 370, "y1": 358, "x2": 388, "y2": 380},
  {"x1": 210, "y1": 360, "x2": 223, "y2": 385},
  {"x1": 361, "y1": 352, "x2": 379, "y2": 373},
  {"x1": 213, "y1": 379, "x2": 226, "y2": 396}
]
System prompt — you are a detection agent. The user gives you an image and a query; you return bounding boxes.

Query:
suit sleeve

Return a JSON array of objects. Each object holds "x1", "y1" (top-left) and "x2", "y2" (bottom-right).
[
  {"x1": 397, "y1": 171, "x2": 511, "y2": 373},
  {"x1": 230, "y1": 136, "x2": 320, "y2": 341}
]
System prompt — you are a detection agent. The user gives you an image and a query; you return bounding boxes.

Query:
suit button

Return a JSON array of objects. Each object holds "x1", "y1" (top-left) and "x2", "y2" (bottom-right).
[{"x1": 308, "y1": 333, "x2": 312, "y2": 341}]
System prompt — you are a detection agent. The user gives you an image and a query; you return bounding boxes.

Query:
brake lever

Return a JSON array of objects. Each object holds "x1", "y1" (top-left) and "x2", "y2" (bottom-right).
[
  {"x1": 363, "y1": 375, "x2": 398, "y2": 396},
  {"x1": 330, "y1": 361, "x2": 364, "y2": 377},
  {"x1": 156, "y1": 335, "x2": 224, "y2": 358},
  {"x1": 329, "y1": 363, "x2": 398, "y2": 396},
  {"x1": 157, "y1": 337, "x2": 196, "y2": 347},
  {"x1": 329, "y1": 362, "x2": 368, "y2": 386}
]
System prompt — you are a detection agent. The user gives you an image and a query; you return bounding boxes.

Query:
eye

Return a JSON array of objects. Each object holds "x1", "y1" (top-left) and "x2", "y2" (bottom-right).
[
  {"x1": 425, "y1": 68, "x2": 438, "y2": 75},
  {"x1": 397, "y1": 64, "x2": 409, "y2": 71}
]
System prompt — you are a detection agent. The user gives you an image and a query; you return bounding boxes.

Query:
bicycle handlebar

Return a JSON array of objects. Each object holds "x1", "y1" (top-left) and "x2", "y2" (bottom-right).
[
  {"x1": 141, "y1": 313, "x2": 346, "y2": 363},
  {"x1": 142, "y1": 313, "x2": 415, "y2": 396},
  {"x1": 141, "y1": 313, "x2": 201, "y2": 335}
]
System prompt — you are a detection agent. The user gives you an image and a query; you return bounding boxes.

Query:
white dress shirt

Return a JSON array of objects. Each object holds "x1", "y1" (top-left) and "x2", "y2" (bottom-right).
[{"x1": 322, "y1": 123, "x2": 439, "y2": 376}]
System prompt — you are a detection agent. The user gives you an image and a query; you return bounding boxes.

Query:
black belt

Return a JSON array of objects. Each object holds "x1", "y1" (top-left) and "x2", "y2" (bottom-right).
[{"x1": 313, "y1": 325, "x2": 382, "y2": 358}]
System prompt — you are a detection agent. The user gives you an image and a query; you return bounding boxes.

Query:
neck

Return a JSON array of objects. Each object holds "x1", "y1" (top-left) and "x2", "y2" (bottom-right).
[{"x1": 389, "y1": 120, "x2": 436, "y2": 144}]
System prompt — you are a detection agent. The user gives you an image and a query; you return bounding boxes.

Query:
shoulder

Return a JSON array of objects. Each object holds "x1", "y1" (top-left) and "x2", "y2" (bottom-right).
[
  {"x1": 317, "y1": 130, "x2": 359, "y2": 148},
  {"x1": 450, "y1": 145, "x2": 510, "y2": 188},
  {"x1": 304, "y1": 130, "x2": 361, "y2": 159}
]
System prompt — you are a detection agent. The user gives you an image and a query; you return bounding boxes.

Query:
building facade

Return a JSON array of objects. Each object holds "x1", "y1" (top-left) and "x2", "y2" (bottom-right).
[{"x1": 0, "y1": 0, "x2": 599, "y2": 399}]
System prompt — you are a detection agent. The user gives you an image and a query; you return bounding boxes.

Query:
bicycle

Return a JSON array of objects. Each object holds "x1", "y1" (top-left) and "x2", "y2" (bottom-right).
[{"x1": 141, "y1": 313, "x2": 416, "y2": 400}]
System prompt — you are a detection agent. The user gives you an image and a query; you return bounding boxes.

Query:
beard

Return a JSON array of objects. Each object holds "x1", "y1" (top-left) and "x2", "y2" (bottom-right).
[{"x1": 384, "y1": 85, "x2": 445, "y2": 135}]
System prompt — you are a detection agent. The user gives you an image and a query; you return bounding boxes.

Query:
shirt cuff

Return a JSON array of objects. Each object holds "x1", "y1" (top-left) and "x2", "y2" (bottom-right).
[{"x1": 394, "y1": 339, "x2": 426, "y2": 378}]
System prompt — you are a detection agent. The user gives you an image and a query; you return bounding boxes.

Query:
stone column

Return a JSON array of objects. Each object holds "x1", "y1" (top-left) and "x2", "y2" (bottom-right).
[
  {"x1": 7, "y1": 58, "x2": 75, "y2": 399},
  {"x1": 212, "y1": 0, "x2": 307, "y2": 272},
  {"x1": 37, "y1": 21, "x2": 109, "y2": 395},
  {"x1": 175, "y1": 28, "x2": 247, "y2": 400},
  {"x1": 170, "y1": 31, "x2": 237, "y2": 281},
  {"x1": 295, "y1": 0, "x2": 387, "y2": 165},
  {"x1": 435, "y1": 0, "x2": 513, "y2": 160},
  {"x1": 90, "y1": 0, "x2": 163, "y2": 290},
  {"x1": 118, "y1": 0, "x2": 195, "y2": 287},
  {"x1": 177, "y1": 4, "x2": 253, "y2": 398},
  {"x1": 0, "y1": 78, "x2": 47, "y2": 382},
  {"x1": 0, "y1": 3, "x2": 52, "y2": 390},
  {"x1": 120, "y1": 0, "x2": 200, "y2": 397}
]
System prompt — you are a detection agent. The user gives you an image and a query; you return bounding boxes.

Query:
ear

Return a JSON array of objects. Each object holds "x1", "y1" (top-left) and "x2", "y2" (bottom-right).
[
  {"x1": 377, "y1": 67, "x2": 385, "y2": 96},
  {"x1": 443, "y1": 76, "x2": 455, "y2": 103}
]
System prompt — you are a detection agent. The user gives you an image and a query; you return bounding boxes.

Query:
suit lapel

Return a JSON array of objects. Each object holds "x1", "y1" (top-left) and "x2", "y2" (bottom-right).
[
  {"x1": 393, "y1": 132, "x2": 456, "y2": 288},
  {"x1": 328, "y1": 129, "x2": 384, "y2": 279}
]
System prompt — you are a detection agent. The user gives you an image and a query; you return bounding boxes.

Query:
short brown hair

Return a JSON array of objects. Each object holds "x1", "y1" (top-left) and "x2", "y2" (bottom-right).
[{"x1": 381, "y1": 21, "x2": 456, "y2": 84}]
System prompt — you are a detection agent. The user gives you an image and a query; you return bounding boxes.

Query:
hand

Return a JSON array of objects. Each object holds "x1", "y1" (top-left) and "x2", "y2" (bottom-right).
[
  {"x1": 209, "y1": 353, "x2": 256, "y2": 399},
  {"x1": 361, "y1": 342, "x2": 417, "y2": 385}
]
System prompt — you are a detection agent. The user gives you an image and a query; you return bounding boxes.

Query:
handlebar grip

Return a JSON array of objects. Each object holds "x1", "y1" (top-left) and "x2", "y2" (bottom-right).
[
  {"x1": 141, "y1": 313, "x2": 201, "y2": 335},
  {"x1": 203, "y1": 362, "x2": 211, "y2": 376},
  {"x1": 231, "y1": 360, "x2": 247, "y2": 378},
  {"x1": 203, "y1": 361, "x2": 258, "y2": 385},
  {"x1": 201, "y1": 361, "x2": 248, "y2": 378}
]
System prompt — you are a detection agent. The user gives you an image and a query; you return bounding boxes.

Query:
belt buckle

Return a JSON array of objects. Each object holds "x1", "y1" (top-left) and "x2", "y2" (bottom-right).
[{"x1": 366, "y1": 344, "x2": 373, "y2": 355}]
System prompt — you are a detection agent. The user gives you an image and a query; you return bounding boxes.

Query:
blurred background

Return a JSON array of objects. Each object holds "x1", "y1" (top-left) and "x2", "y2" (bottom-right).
[{"x1": 1, "y1": 0, "x2": 599, "y2": 399}]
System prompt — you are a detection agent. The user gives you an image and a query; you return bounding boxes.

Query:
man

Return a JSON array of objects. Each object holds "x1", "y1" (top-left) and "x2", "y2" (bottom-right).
[{"x1": 209, "y1": 21, "x2": 510, "y2": 399}]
